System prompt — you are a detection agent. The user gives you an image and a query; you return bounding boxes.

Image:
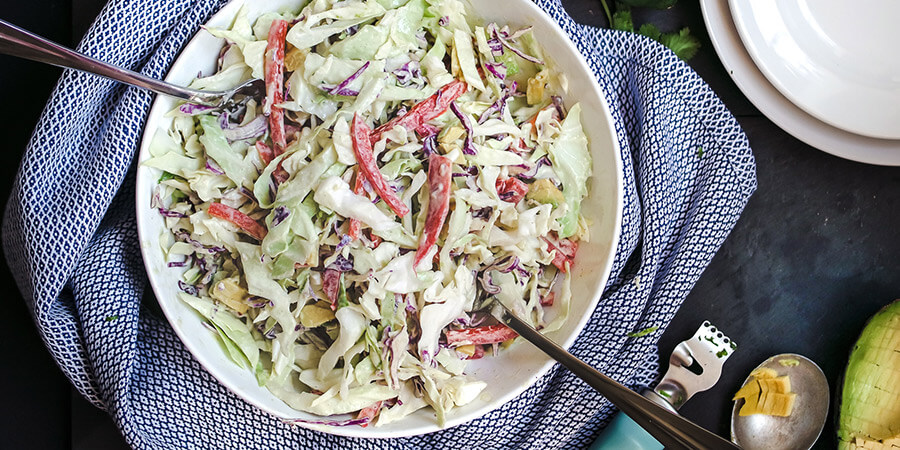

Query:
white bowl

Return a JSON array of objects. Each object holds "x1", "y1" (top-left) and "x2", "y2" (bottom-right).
[{"x1": 135, "y1": 0, "x2": 623, "y2": 438}]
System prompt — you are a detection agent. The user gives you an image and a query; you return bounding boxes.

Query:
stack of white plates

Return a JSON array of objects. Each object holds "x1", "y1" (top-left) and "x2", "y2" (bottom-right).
[{"x1": 701, "y1": 0, "x2": 900, "y2": 165}]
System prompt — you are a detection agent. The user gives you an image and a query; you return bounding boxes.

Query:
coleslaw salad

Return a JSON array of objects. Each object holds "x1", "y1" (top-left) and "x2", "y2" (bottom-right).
[{"x1": 144, "y1": 0, "x2": 592, "y2": 428}]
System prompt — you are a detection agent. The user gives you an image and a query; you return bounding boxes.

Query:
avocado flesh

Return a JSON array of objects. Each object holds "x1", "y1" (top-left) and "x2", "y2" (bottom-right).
[
  {"x1": 526, "y1": 178, "x2": 564, "y2": 208},
  {"x1": 839, "y1": 300, "x2": 900, "y2": 449}
]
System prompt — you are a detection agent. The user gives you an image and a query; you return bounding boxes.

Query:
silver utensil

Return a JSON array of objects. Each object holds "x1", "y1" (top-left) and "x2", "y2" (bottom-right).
[
  {"x1": 492, "y1": 304, "x2": 740, "y2": 449},
  {"x1": 731, "y1": 353, "x2": 829, "y2": 450},
  {"x1": 0, "y1": 19, "x2": 263, "y2": 107},
  {"x1": 654, "y1": 320, "x2": 736, "y2": 409},
  {"x1": 590, "y1": 321, "x2": 737, "y2": 449}
]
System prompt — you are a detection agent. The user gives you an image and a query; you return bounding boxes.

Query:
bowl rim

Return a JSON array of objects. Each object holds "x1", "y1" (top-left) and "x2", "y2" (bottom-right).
[{"x1": 135, "y1": 0, "x2": 624, "y2": 438}]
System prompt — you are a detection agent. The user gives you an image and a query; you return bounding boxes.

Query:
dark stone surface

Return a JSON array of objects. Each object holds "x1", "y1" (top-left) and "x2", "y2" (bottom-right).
[
  {"x1": 0, "y1": 3, "x2": 74, "y2": 450},
  {"x1": 1, "y1": 0, "x2": 897, "y2": 449}
]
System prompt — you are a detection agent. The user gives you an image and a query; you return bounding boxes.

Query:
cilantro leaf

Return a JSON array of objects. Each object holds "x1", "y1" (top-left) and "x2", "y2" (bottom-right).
[
  {"x1": 603, "y1": 2, "x2": 701, "y2": 61},
  {"x1": 627, "y1": 326, "x2": 659, "y2": 338},
  {"x1": 611, "y1": 8, "x2": 634, "y2": 32},
  {"x1": 658, "y1": 27, "x2": 701, "y2": 61},
  {"x1": 637, "y1": 23, "x2": 661, "y2": 41}
]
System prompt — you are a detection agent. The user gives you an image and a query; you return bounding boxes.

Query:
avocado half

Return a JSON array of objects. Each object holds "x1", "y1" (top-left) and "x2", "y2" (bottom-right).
[{"x1": 838, "y1": 299, "x2": 900, "y2": 449}]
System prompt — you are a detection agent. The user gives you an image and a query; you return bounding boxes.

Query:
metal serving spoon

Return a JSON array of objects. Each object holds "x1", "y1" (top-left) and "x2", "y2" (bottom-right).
[
  {"x1": 730, "y1": 353, "x2": 829, "y2": 450},
  {"x1": 0, "y1": 19, "x2": 263, "y2": 107},
  {"x1": 492, "y1": 304, "x2": 740, "y2": 449}
]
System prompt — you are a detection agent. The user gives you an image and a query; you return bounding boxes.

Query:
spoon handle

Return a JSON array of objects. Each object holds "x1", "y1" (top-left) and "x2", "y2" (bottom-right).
[
  {"x1": 0, "y1": 19, "x2": 213, "y2": 103},
  {"x1": 496, "y1": 308, "x2": 739, "y2": 450}
]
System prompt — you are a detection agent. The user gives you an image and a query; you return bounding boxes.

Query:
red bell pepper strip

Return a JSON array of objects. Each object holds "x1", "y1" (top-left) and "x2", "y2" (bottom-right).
[
  {"x1": 347, "y1": 169, "x2": 365, "y2": 240},
  {"x1": 414, "y1": 154, "x2": 452, "y2": 267},
  {"x1": 272, "y1": 163, "x2": 289, "y2": 185},
  {"x1": 322, "y1": 269, "x2": 341, "y2": 308},
  {"x1": 495, "y1": 177, "x2": 529, "y2": 204},
  {"x1": 544, "y1": 236, "x2": 578, "y2": 273},
  {"x1": 264, "y1": 19, "x2": 288, "y2": 156},
  {"x1": 208, "y1": 202, "x2": 267, "y2": 240},
  {"x1": 356, "y1": 401, "x2": 383, "y2": 428},
  {"x1": 446, "y1": 324, "x2": 519, "y2": 346},
  {"x1": 540, "y1": 291, "x2": 555, "y2": 307},
  {"x1": 366, "y1": 230, "x2": 382, "y2": 248},
  {"x1": 371, "y1": 80, "x2": 468, "y2": 142},
  {"x1": 351, "y1": 113, "x2": 410, "y2": 217},
  {"x1": 255, "y1": 141, "x2": 274, "y2": 166},
  {"x1": 463, "y1": 345, "x2": 485, "y2": 360},
  {"x1": 322, "y1": 268, "x2": 341, "y2": 310}
]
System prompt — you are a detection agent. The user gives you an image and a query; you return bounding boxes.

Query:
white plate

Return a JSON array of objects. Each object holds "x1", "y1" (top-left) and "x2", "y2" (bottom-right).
[
  {"x1": 701, "y1": 0, "x2": 900, "y2": 166},
  {"x1": 135, "y1": 0, "x2": 623, "y2": 438},
  {"x1": 729, "y1": 0, "x2": 900, "y2": 140}
]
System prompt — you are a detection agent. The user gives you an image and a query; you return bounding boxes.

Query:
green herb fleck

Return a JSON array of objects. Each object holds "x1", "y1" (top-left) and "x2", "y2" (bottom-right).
[
  {"x1": 779, "y1": 358, "x2": 800, "y2": 367},
  {"x1": 171, "y1": 190, "x2": 188, "y2": 203},
  {"x1": 337, "y1": 275, "x2": 350, "y2": 309},
  {"x1": 105, "y1": 315, "x2": 119, "y2": 322},
  {"x1": 627, "y1": 326, "x2": 658, "y2": 338},
  {"x1": 658, "y1": 390, "x2": 671, "y2": 398},
  {"x1": 158, "y1": 171, "x2": 184, "y2": 183},
  {"x1": 697, "y1": 146, "x2": 704, "y2": 158},
  {"x1": 716, "y1": 349, "x2": 728, "y2": 358}
]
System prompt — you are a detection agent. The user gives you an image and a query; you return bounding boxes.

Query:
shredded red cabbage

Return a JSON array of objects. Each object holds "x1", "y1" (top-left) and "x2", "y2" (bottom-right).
[
  {"x1": 283, "y1": 417, "x2": 371, "y2": 427},
  {"x1": 205, "y1": 159, "x2": 225, "y2": 175},
  {"x1": 167, "y1": 256, "x2": 190, "y2": 268},
  {"x1": 322, "y1": 61, "x2": 369, "y2": 96},
  {"x1": 478, "y1": 81, "x2": 516, "y2": 124},
  {"x1": 178, "y1": 103, "x2": 217, "y2": 115},
  {"x1": 422, "y1": 134, "x2": 437, "y2": 158},
  {"x1": 158, "y1": 208, "x2": 187, "y2": 218},
  {"x1": 484, "y1": 62, "x2": 506, "y2": 80},
  {"x1": 392, "y1": 61, "x2": 421, "y2": 87},
  {"x1": 222, "y1": 115, "x2": 267, "y2": 142},
  {"x1": 506, "y1": 25, "x2": 534, "y2": 40},
  {"x1": 471, "y1": 206, "x2": 493, "y2": 220},
  {"x1": 178, "y1": 281, "x2": 198, "y2": 296},
  {"x1": 479, "y1": 271, "x2": 501, "y2": 295},
  {"x1": 152, "y1": 189, "x2": 188, "y2": 218},
  {"x1": 486, "y1": 37, "x2": 504, "y2": 56},
  {"x1": 452, "y1": 166, "x2": 478, "y2": 178},
  {"x1": 551, "y1": 95, "x2": 567, "y2": 119},
  {"x1": 335, "y1": 234, "x2": 352, "y2": 252},
  {"x1": 329, "y1": 254, "x2": 355, "y2": 272},
  {"x1": 516, "y1": 155, "x2": 552, "y2": 180},
  {"x1": 248, "y1": 296, "x2": 272, "y2": 308},
  {"x1": 239, "y1": 187, "x2": 257, "y2": 203},
  {"x1": 449, "y1": 102, "x2": 477, "y2": 155},
  {"x1": 492, "y1": 27, "x2": 544, "y2": 65},
  {"x1": 174, "y1": 230, "x2": 227, "y2": 254},
  {"x1": 272, "y1": 205, "x2": 290, "y2": 227}
]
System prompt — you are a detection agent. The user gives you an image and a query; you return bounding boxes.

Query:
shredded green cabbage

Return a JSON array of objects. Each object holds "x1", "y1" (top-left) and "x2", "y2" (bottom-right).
[{"x1": 146, "y1": 0, "x2": 592, "y2": 428}]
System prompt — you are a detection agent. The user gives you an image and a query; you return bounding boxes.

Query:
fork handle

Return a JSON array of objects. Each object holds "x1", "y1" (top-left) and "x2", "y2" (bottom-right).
[
  {"x1": 590, "y1": 410, "x2": 664, "y2": 450},
  {"x1": 0, "y1": 19, "x2": 216, "y2": 105},
  {"x1": 498, "y1": 311, "x2": 739, "y2": 450}
]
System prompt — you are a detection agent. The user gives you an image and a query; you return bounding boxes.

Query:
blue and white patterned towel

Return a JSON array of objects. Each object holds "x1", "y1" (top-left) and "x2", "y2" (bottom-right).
[{"x1": 2, "y1": 0, "x2": 755, "y2": 448}]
